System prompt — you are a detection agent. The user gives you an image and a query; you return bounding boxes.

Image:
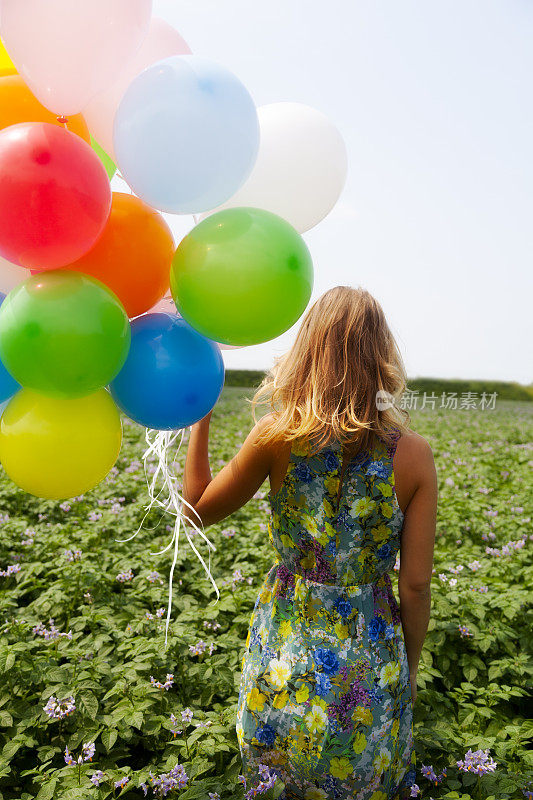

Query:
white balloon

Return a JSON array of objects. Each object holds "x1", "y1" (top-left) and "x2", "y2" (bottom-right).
[
  {"x1": 206, "y1": 102, "x2": 348, "y2": 233},
  {"x1": 0, "y1": 0, "x2": 152, "y2": 115},
  {"x1": 0, "y1": 257, "x2": 30, "y2": 295},
  {"x1": 83, "y1": 17, "x2": 191, "y2": 160}
]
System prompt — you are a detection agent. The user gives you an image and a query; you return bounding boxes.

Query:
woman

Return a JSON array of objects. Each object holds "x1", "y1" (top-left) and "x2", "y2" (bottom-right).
[{"x1": 183, "y1": 286, "x2": 438, "y2": 800}]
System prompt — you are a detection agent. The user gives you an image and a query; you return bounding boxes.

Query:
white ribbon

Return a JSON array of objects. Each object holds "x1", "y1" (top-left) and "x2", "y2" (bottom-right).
[{"x1": 115, "y1": 427, "x2": 219, "y2": 649}]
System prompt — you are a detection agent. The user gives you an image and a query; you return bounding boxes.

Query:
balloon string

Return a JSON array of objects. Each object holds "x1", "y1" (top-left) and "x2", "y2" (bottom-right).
[{"x1": 115, "y1": 428, "x2": 219, "y2": 651}]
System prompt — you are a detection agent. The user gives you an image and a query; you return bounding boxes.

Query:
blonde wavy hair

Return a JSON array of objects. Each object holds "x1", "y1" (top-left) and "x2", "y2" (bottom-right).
[{"x1": 250, "y1": 285, "x2": 411, "y2": 457}]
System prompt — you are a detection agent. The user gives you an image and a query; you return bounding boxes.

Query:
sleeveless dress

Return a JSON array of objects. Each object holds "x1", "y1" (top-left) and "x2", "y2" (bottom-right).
[{"x1": 236, "y1": 429, "x2": 417, "y2": 800}]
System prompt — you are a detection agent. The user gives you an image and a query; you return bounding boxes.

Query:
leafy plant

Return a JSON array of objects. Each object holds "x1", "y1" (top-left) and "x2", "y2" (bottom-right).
[{"x1": 0, "y1": 390, "x2": 531, "y2": 799}]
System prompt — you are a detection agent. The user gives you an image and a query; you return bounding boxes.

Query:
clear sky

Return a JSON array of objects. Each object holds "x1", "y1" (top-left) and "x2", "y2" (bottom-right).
[{"x1": 149, "y1": 0, "x2": 532, "y2": 383}]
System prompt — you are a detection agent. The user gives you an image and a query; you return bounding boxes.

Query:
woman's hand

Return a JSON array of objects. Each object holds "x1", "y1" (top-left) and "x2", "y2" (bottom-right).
[
  {"x1": 191, "y1": 410, "x2": 213, "y2": 429},
  {"x1": 409, "y1": 671, "x2": 418, "y2": 704}
]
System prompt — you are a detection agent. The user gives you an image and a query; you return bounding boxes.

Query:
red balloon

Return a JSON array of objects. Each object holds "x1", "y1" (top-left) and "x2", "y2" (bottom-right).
[{"x1": 0, "y1": 122, "x2": 111, "y2": 270}]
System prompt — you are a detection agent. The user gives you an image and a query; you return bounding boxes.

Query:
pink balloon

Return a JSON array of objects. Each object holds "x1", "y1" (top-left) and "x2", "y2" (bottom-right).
[
  {"x1": 0, "y1": 0, "x2": 152, "y2": 115},
  {"x1": 217, "y1": 343, "x2": 242, "y2": 351},
  {"x1": 0, "y1": 257, "x2": 30, "y2": 294},
  {"x1": 84, "y1": 17, "x2": 191, "y2": 159},
  {"x1": 149, "y1": 292, "x2": 178, "y2": 317},
  {"x1": 0, "y1": 256, "x2": 31, "y2": 294}
]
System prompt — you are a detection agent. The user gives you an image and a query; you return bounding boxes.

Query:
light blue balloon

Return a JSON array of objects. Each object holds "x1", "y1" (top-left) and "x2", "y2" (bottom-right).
[{"x1": 113, "y1": 55, "x2": 259, "y2": 214}]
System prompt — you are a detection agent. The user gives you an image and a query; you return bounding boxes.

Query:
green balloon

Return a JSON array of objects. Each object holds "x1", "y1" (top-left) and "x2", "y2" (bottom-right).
[
  {"x1": 170, "y1": 208, "x2": 313, "y2": 346},
  {"x1": 90, "y1": 135, "x2": 117, "y2": 181},
  {"x1": 0, "y1": 271, "x2": 131, "y2": 398}
]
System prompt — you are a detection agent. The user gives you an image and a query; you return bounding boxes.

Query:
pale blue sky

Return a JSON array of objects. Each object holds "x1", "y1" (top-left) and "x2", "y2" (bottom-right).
[{"x1": 148, "y1": 0, "x2": 532, "y2": 383}]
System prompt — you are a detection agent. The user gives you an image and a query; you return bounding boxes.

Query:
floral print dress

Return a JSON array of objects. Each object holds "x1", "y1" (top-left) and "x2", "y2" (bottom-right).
[{"x1": 236, "y1": 429, "x2": 417, "y2": 800}]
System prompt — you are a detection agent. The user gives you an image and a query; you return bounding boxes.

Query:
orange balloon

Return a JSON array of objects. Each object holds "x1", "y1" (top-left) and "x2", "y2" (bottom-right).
[
  {"x1": 0, "y1": 75, "x2": 90, "y2": 142},
  {"x1": 65, "y1": 193, "x2": 174, "y2": 318}
]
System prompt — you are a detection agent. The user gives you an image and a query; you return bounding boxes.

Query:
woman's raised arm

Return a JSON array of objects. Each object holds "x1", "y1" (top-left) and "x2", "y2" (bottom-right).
[{"x1": 182, "y1": 413, "x2": 276, "y2": 528}]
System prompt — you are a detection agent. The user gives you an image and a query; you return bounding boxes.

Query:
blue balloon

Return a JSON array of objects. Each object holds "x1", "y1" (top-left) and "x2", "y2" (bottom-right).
[
  {"x1": 0, "y1": 292, "x2": 19, "y2": 403},
  {"x1": 109, "y1": 313, "x2": 225, "y2": 430},
  {"x1": 113, "y1": 55, "x2": 259, "y2": 214}
]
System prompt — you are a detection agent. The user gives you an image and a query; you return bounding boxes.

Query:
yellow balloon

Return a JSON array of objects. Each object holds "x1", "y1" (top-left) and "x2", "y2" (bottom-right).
[
  {"x1": 0, "y1": 40, "x2": 16, "y2": 77},
  {"x1": 0, "y1": 389, "x2": 122, "y2": 500}
]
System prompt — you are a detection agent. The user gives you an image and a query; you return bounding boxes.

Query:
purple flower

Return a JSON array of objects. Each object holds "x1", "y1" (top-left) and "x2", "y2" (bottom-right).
[
  {"x1": 189, "y1": 640, "x2": 208, "y2": 656},
  {"x1": 65, "y1": 742, "x2": 95, "y2": 766},
  {"x1": 90, "y1": 770, "x2": 106, "y2": 786},
  {"x1": 169, "y1": 712, "x2": 182, "y2": 737},
  {"x1": 21, "y1": 528, "x2": 36, "y2": 546},
  {"x1": 244, "y1": 763, "x2": 278, "y2": 798},
  {"x1": 456, "y1": 748, "x2": 497, "y2": 775},
  {"x1": 82, "y1": 742, "x2": 95, "y2": 761},
  {"x1": 0, "y1": 564, "x2": 21, "y2": 577},
  {"x1": 421, "y1": 765, "x2": 437, "y2": 781},
  {"x1": 149, "y1": 763, "x2": 188, "y2": 795},
  {"x1": 150, "y1": 673, "x2": 174, "y2": 691},
  {"x1": 43, "y1": 695, "x2": 76, "y2": 720}
]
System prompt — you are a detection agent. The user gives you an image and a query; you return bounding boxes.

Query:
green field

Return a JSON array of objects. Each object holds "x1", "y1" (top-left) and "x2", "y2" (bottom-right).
[
  {"x1": 225, "y1": 371, "x2": 533, "y2": 403},
  {"x1": 0, "y1": 388, "x2": 531, "y2": 799}
]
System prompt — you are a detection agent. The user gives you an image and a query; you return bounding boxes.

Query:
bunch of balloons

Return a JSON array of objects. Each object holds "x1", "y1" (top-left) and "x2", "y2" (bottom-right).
[{"x1": 0, "y1": 1, "x2": 347, "y2": 502}]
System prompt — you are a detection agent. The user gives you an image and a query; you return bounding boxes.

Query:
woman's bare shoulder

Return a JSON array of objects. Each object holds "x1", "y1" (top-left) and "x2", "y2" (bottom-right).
[
  {"x1": 395, "y1": 430, "x2": 436, "y2": 477},
  {"x1": 394, "y1": 430, "x2": 437, "y2": 510},
  {"x1": 250, "y1": 413, "x2": 288, "y2": 454},
  {"x1": 396, "y1": 429, "x2": 434, "y2": 457}
]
